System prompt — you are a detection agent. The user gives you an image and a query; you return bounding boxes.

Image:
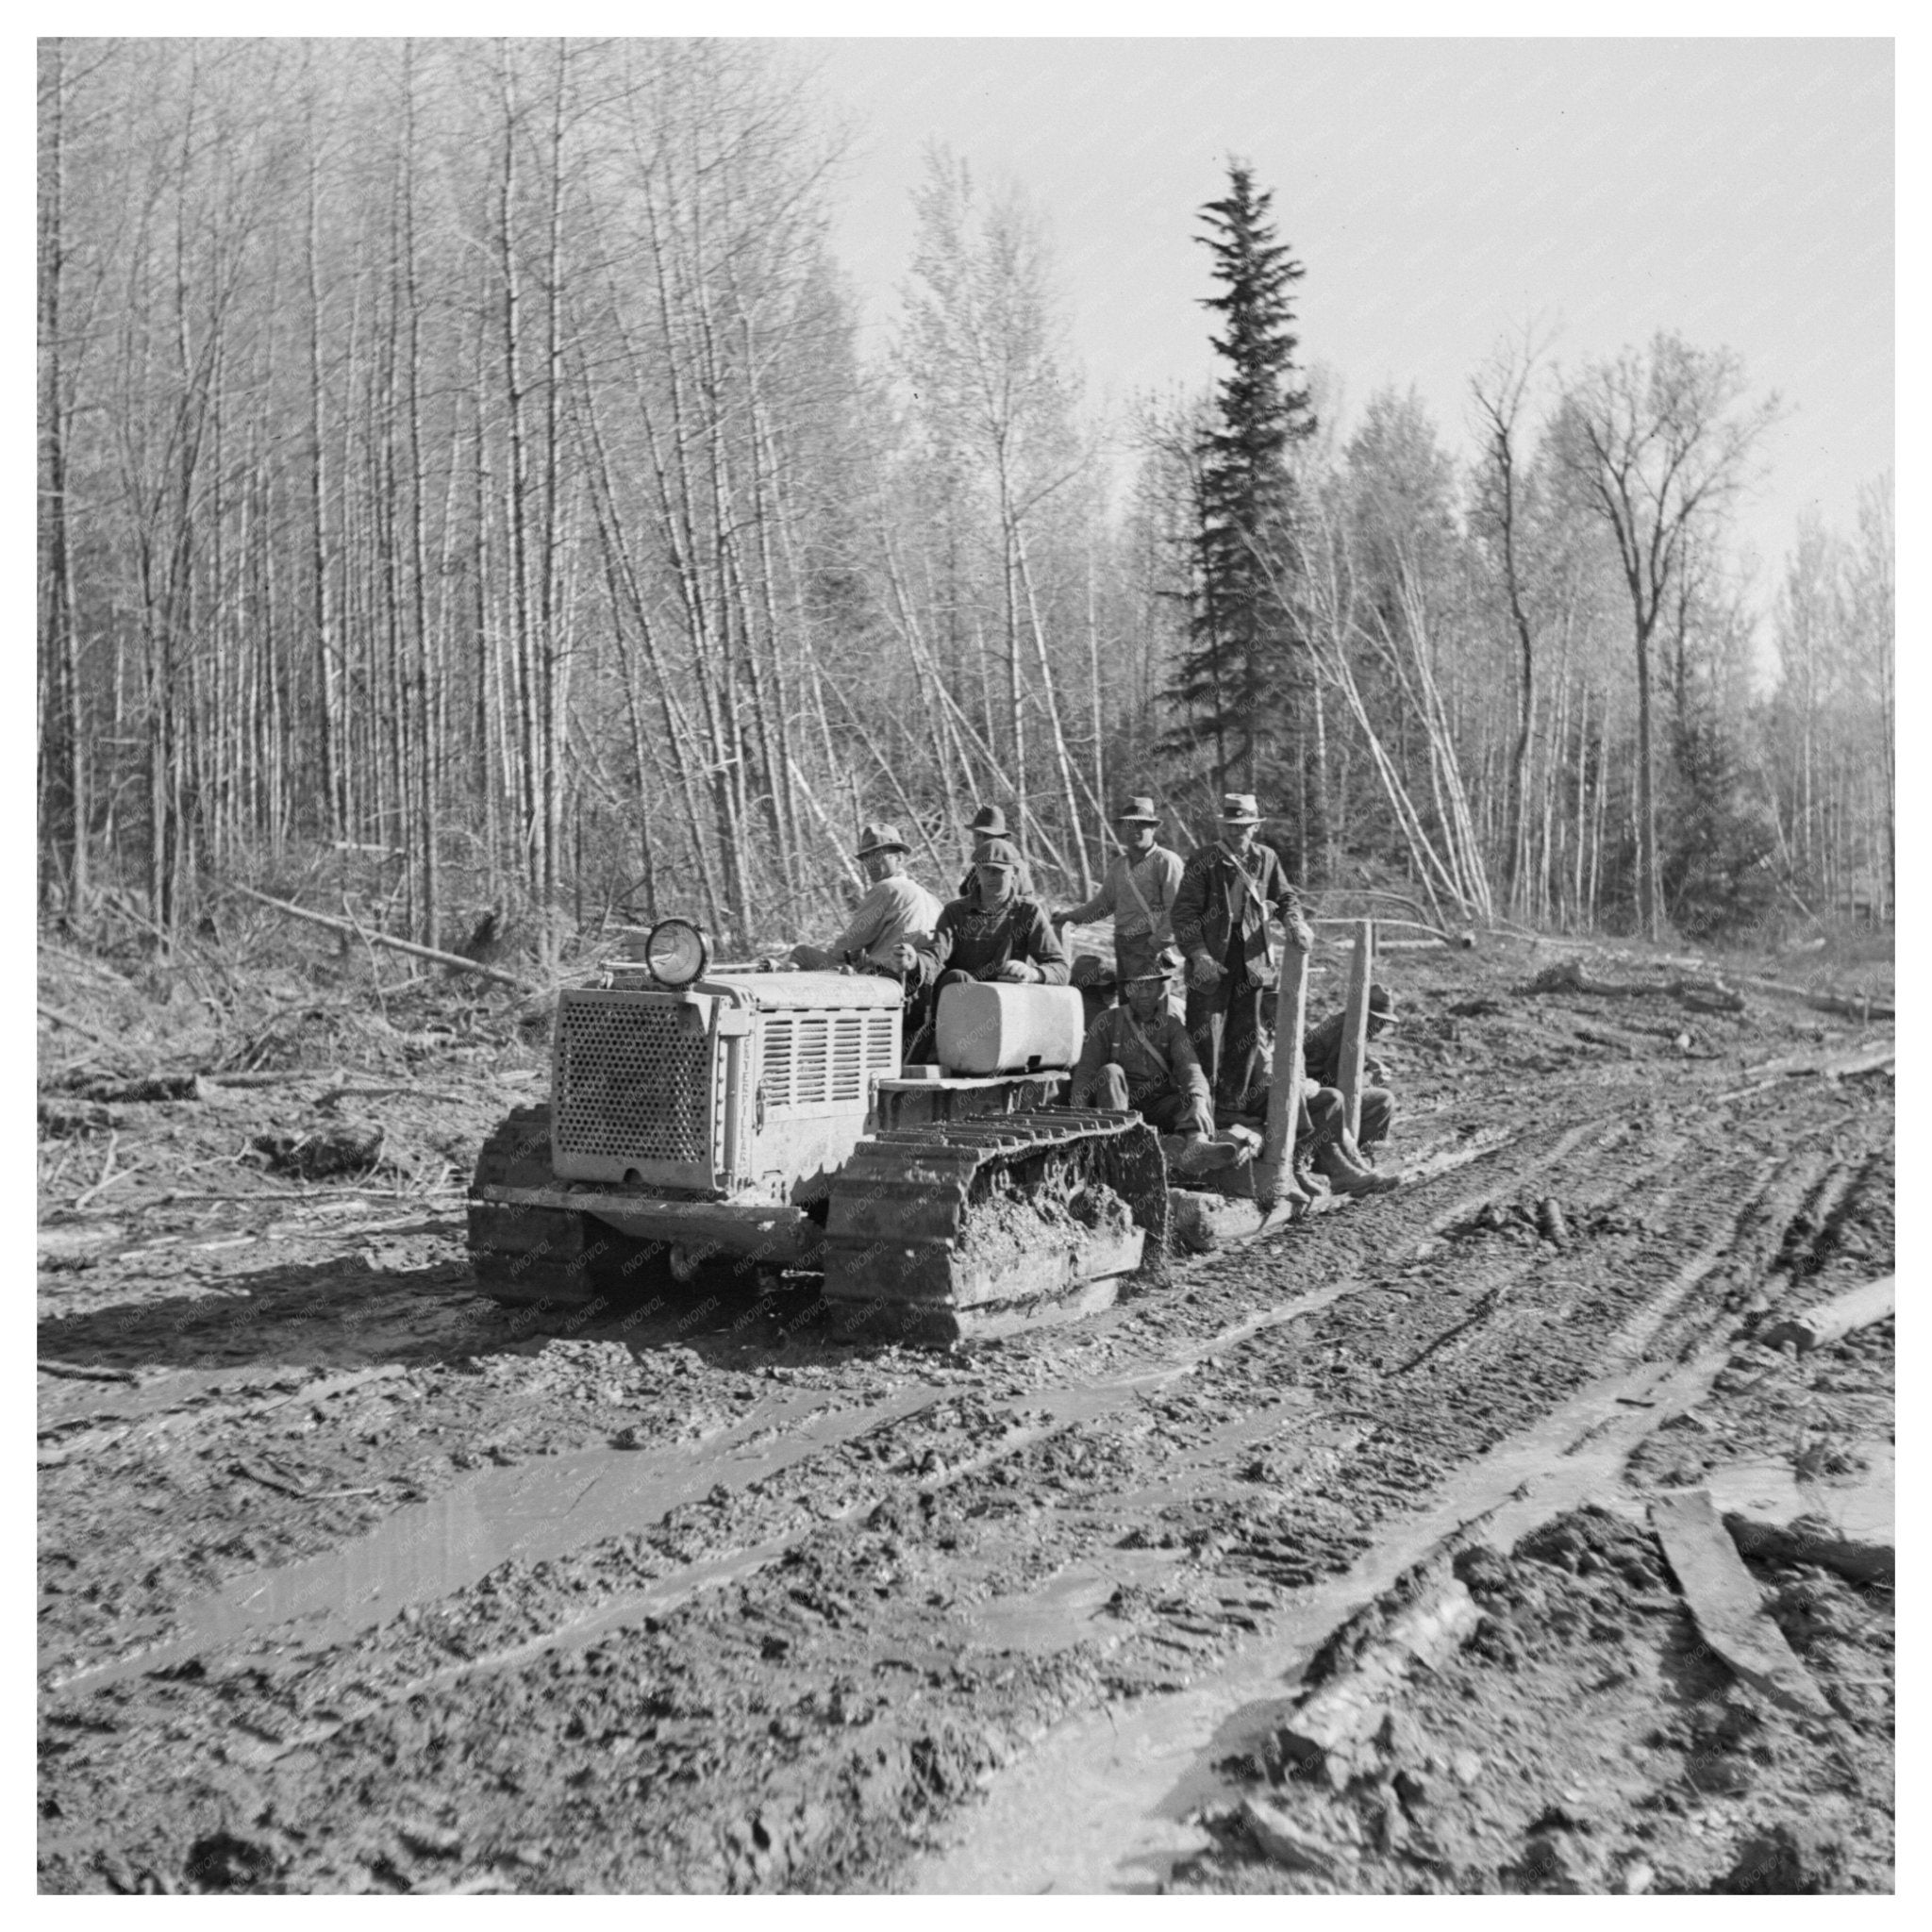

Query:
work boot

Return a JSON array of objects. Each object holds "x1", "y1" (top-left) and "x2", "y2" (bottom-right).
[{"x1": 1315, "y1": 1137, "x2": 1399, "y2": 1197}]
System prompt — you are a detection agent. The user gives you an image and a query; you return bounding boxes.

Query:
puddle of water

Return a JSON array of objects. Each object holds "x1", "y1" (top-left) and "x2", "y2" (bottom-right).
[
  {"x1": 44, "y1": 1235, "x2": 1445, "y2": 1702},
  {"x1": 44, "y1": 1381, "x2": 950, "y2": 1694},
  {"x1": 957, "y1": 1550, "x2": 1186, "y2": 1657},
  {"x1": 911, "y1": 1329, "x2": 1748, "y2": 1894}
]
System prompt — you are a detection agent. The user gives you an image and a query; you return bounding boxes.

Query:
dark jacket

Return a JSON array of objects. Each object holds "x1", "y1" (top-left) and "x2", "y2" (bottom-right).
[
  {"x1": 1303, "y1": 1008, "x2": 1390, "y2": 1091},
  {"x1": 926, "y1": 890, "x2": 1070, "y2": 985},
  {"x1": 1171, "y1": 839, "x2": 1308, "y2": 983},
  {"x1": 1071, "y1": 1004, "x2": 1211, "y2": 1111}
]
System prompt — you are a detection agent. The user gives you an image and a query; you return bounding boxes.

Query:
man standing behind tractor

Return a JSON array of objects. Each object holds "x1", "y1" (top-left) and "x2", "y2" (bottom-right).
[
  {"x1": 957, "y1": 805, "x2": 1037, "y2": 900},
  {"x1": 1172, "y1": 792, "x2": 1313, "y2": 1121},
  {"x1": 1051, "y1": 795, "x2": 1184, "y2": 989},
  {"x1": 791, "y1": 823, "x2": 942, "y2": 976}
]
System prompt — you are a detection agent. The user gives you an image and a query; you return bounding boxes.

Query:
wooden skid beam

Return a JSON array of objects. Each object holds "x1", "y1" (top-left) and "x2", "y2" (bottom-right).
[
  {"x1": 1254, "y1": 939, "x2": 1312, "y2": 1209},
  {"x1": 1336, "y1": 918, "x2": 1375, "y2": 1142},
  {"x1": 1650, "y1": 1489, "x2": 1831, "y2": 1717}
]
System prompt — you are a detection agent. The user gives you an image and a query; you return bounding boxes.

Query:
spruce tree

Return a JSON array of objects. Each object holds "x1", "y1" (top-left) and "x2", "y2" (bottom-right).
[{"x1": 1165, "y1": 161, "x2": 1318, "y2": 859}]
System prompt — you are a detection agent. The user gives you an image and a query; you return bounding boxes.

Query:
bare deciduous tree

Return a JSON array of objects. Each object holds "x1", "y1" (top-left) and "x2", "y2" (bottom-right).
[{"x1": 1552, "y1": 333, "x2": 1780, "y2": 940}]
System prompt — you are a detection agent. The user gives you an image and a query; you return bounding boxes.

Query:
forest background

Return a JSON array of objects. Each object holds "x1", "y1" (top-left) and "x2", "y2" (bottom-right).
[{"x1": 34, "y1": 37, "x2": 1895, "y2": 964}]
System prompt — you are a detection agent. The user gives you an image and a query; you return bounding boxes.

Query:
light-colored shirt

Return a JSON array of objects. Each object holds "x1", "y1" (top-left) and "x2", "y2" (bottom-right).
[
  {"x1": 1065, "y1": 845, "x2": 1184, "y2": 941},
  {"x1": 830, "y1": 873, "x2": 943, "y2": 970}
]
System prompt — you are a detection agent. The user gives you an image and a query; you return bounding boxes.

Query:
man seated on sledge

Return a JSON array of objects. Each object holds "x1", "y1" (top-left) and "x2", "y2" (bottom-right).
[
  {"x1": 1068, "y1": 946, "x2": 1246, "y2": 1176},
  {"x1": 1231, "y1": 989, "x2": 1398, "y2": 1197},
  {"x1": 1301, "y1": 979, "x2": 1398, "y2": 1159},
  {"x1": 790, "y1": 822, "x2": 942, "y2": 979}
]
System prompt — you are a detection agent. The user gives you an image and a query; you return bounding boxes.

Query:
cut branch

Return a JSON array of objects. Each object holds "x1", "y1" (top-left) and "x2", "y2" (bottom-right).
[{"x1": 227, "y1": 884, "x2": 538, "y2": 991}]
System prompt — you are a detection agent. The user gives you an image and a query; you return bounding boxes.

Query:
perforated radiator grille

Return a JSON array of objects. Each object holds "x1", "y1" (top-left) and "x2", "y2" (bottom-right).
[{"x1": 555, "y1": 996, "x2": 712, "y2": 1167}]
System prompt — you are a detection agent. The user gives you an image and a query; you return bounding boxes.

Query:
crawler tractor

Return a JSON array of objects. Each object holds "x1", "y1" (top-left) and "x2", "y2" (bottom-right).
[{"x1": 467, "y1": 918, "x2": 1357, "y2": 1343}]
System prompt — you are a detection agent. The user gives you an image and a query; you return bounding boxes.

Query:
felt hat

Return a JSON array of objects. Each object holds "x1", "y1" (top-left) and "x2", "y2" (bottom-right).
[
  {"x1": 973, "y1": 838, "x2": 1022, "y2": 871},
  {"x1": 1219, "y1": 792, "x2": 1264, "y2": 824},
  {"x1": 1069, "y1": 954, "x2": 1117, "y2": 991},
  {"x1": 1124, "y1": 944, "x2": 1188, "y2": 984},
  {"x1": 965, "y1": 806, "x2": 1009, "y2": 838},
  {"x1": 1368, "y1": 981, "x2": 1399, "y2": 1024},
  {"x1": 1115, "y1": 795, "x2": 1161, "y2": 824},
  {"x1": 855, "y1": 821, "x2": 908, "y2": 858}
]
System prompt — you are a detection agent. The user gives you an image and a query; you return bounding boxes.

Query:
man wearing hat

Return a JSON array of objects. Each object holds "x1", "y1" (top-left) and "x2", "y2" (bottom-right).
[
  {"x1": 1302, "y1": 980, "x2": 1398, "y2": 1155},
  {"x1": 1068, "y1": 946, "x2": 1222, "y2": 1165},
  {"x1": 920, "y1": 837, "x2": 1070, "y2": 997},
  {"x1": 1051, "y1": 795, "x2": 1184, "y2": 991},
  {"x1": 790, "y1": 823, "x2": 943, "y2": 976},
  {"x1": 1172, "y1": 793, "x2": 1315, "y2": 1121},
  {"x1": 957, "y1": 804, "x2": 1037, "y2": 899},
  {"x1": 1225, "y1": 985, "x2": 1399, "y2": 1194}
]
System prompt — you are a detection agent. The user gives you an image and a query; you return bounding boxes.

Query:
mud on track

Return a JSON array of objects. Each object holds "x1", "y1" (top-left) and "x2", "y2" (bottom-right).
[{"x1": 37, "y1": 941, "x2": 1894, "y2": 1892}]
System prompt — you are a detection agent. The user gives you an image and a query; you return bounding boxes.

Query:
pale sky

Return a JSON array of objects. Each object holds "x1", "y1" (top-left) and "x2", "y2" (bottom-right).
[{"x1": 797, "y1": 37, "x2": 1893, "y2": 586}]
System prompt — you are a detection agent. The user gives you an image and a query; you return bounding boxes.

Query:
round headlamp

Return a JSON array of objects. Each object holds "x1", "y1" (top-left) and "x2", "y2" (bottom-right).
[{"x1": 643, "y1": 918, "x2": 709, "y2": 989}]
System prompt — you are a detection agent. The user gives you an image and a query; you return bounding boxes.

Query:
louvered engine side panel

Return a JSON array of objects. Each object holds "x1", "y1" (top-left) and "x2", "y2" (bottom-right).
[{"x1": 749, "y1": 1000, "x2": 903, "y2": 1199}]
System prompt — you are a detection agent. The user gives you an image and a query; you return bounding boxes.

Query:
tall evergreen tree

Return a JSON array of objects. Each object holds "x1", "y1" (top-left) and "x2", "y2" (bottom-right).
[{"x1": 1165, "y1": 161, "x2": 1318, "y2": 863}]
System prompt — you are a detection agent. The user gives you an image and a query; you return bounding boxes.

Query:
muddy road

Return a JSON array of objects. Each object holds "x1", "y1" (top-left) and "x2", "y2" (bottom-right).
[{"x1": 37, "y1": 939, "x2": 1894, "y2": 1893}]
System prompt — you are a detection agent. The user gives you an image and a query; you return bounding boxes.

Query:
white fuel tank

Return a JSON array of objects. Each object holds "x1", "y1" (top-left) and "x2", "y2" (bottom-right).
[{"x1": 934, "y1": 982, "x2": 1085, "y2": 1075}]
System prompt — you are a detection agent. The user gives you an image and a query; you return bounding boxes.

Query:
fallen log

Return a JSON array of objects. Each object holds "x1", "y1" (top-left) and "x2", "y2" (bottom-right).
[
  {"x1": 1699, "y1": 1451, "x2": 1893, "y2": 1587},
  {"x1": 1758, "y1": 1276, "x2": 1894, "y2": 1355},
  {"x1": 1735, "y1": 974, "x2": 1893, "y2": 1023},
  {"x1": 67, "y1": 1073, "x2": 202, "y2": 1105},
  {"x1": 1821, "y1": 1042, "x2": 1896, "y2": 1081},
  {"x1": 203, "y1": 1069, "x2": 325, "y2": 1089},
  {"x1": 228, "y1": 884, "x2": 539, "y2": 992},
  {"x1": 1724, "y1": 1041, "x2": 1895, "y2": 1103},
  {"x1": 1724, "y1": 1515, "x2": 1893, "y2": 1588},
  {"x1": 1521, "y1": 959, "x2": 1745, "y2": 1010},
  {"x1": 1649, "y1": 1489, "x2": 1830, "y2": 1717},
  {"x1": 1275, "y1": 1574, "x2": 1482, "y2": 1786}
]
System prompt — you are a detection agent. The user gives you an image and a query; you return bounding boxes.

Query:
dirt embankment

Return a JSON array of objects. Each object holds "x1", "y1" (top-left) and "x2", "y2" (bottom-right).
[{"x1": 38, "y1": 933, "x2": 1893, "y2": 1893}]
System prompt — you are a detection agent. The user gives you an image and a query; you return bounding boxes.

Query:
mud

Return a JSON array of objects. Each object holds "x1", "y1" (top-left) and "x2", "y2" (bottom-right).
[{"x1": 37, "y1": 936, "x2": 1893, "y2": 1892}]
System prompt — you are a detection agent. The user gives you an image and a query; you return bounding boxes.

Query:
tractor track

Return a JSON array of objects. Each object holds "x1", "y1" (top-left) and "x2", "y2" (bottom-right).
[{"x1": 37, "y1": 967, "x2": 1893, "y2": 1894}]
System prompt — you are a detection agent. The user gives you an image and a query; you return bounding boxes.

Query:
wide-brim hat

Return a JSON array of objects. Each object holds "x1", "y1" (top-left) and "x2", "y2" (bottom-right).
[
  {"x1": 1115, "y1": 795, "x2": 1161, "y2": 824},
  {"x1": 1219, "y1": 792, "x2": 1264, "y2": 824},
  {"x1": 973, "y1": 837, "x2": 1022, "y2": 871},
  {"x1": 1070, "y1": 954, "x2": 1116, "y2": 991},
  {"x1": 965, "y1": 806, "x2": 1009, "y2": 838},
  {"x1": 1124, "y1": 944, "x2": 1187, "y2": 984},
  {"x1": 1368, "y1": 981, "x2": 1399, "y2": 1024},
  {"x1": 855, "y1": 821, "x2": 909, "y2": 858}
]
